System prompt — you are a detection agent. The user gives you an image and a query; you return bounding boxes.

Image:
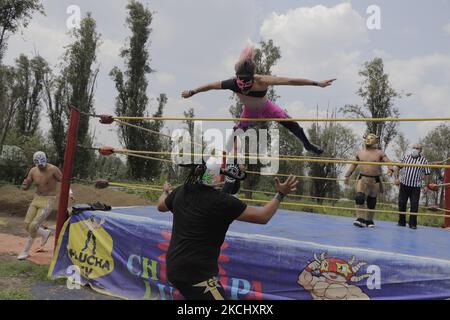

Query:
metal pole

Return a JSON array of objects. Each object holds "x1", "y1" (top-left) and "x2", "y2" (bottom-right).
[{"x1": 55, "y1": 106, "x2": 80, "y2": 247}]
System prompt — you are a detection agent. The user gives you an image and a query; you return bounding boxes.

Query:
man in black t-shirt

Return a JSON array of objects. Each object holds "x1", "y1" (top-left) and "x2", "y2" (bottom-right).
[{"x1": 157, "y1": 158, "x2": 298, "y2": 300}]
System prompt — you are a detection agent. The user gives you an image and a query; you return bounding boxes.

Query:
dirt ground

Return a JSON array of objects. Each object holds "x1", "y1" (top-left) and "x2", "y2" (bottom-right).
[
  {"x1": 0, "y1": 183, "x2": 152, "y2": 300},
  {"x1": 0, "y1": 183, "x2": 152, "y2": 219}
]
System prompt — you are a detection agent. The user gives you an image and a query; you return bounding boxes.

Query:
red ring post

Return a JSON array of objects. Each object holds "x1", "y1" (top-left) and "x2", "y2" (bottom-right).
[
  {"x1": 445, "y1": 168, "x2": 450, "y2": 228},
  {"x1": 55, "y1": 106, "x2": 80, "y2": 247}
]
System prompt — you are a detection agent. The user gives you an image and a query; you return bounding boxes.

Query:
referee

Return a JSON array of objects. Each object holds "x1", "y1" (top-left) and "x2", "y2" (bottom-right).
[{"x1": 394, "y1": 143, "x2": 431, "y2": 229}]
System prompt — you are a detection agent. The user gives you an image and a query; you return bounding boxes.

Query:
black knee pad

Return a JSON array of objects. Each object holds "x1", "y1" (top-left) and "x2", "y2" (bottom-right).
[
  {"x1": 355, "y1": 192, "x2": 365, "y2": 205},
  {"x1": 367, "y1": 196, "x2": 377, "y2": 209}
]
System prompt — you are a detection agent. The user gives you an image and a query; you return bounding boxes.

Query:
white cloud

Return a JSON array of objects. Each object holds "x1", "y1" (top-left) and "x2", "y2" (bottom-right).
[
  {"x1": 386, "y1": 54, "x2": 450, "y2": 89},
  {"x1": 154, "y1": 72, "x2": 176, "y2": 86},
  {"x1": 386, "y1": 54, "x2": 450, "y2": 115},
  {"x1": 416, "y1": 121, "x2": 447, "y2": 140},
  {"x1": 258, "y1": 2, "x2": 369, "y2": 123},
  {"x1": 4, "y1": 22, "x2": 71, "y2": 65},
  {"x1": 420, "y1": 85, "x2": 450, "y2": 114},
  {"x1": 97, "y1": 38, "x2": 122, "y2": 69},
  {"x1": 443, "y1": 22, "x2": 450, "y2": 35},
  {"x1": 284, "y1": 100, "x2": 330, "y2": 130},
  {"x1": 260, "y1": 3, "x2": 368, "y2": 79}
]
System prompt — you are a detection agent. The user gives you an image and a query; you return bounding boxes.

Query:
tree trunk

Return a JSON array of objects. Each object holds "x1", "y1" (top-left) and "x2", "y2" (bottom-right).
[{"x1": 0, "y1": 101, "x2": 17, "y2": 152}]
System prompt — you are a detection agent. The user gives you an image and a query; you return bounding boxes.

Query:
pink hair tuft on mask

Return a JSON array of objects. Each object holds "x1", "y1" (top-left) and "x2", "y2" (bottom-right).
[{"x1": 238, "y1": 44, "x2": 256, "y2": 62}]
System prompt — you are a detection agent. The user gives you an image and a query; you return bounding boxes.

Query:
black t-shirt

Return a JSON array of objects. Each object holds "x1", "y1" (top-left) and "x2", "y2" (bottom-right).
[
  {"x1": 221, "y1": 78, "x2": 268, "y2": 98},
  {"x1": 164, "y1": 183, "x2": 247, "y2": 283}
]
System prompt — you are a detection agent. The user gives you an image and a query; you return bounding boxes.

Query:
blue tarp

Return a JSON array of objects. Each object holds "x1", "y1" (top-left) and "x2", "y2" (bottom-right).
[{"x1": 49, "y1": 206, "x2": 450, "y2": 300}]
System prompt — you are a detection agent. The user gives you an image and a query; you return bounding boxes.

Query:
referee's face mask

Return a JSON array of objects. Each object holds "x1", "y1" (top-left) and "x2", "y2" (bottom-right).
[{"x1": 411, "y1": 144, "x2": 423, "y2": 158}]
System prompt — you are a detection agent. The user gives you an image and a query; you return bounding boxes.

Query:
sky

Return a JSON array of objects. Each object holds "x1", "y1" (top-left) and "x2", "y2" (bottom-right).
[{"x1": 4, "y1": 0, "x2": 450, "y2": 156}]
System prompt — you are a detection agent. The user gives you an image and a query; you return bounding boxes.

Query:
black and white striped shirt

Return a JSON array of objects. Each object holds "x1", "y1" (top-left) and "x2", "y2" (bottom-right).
[{"x1": 399, "y1": 155, "x2": 431, "y2": 187}]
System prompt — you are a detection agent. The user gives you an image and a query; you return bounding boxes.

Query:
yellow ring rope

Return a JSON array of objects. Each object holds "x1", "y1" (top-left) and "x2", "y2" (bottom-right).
[
  {"x1": 107, "y1": 180, "x2": 449, "y2": 213},
  {"x1": 112, "y1": 116, "x2": 450, "y2": 122},
  {"x1": 114, "y1": 148, "x2": 450, "y2": 169},
  {"x1": 105, "y1": 182, "x2": 449, "y2": 218}
]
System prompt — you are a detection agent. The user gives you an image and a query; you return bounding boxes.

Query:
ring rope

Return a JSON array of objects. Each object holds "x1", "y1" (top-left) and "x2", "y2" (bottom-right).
[
  {"x1": 104, "y1": 179, "x2": 448, "y2": 212},
  {"x1": 122, "y1": 151, "x2": 173, "y2": 163},
  {"x1": 105, "y1": 149, "x2": 447, "y2": 188},
  {"x1": 111, "y1": 148, "x2": 450, "y2": 169},
  {"x1": 111, "y1": 116, "x2": 450, "y2": 122},
  {"x1": 93, "y1": 114, "x2": 449, "y2": 165},
  {"x1": 101, "y1": 181, "x2": 449, "y2": 218},
  {"x1": 112, "y1": 119, "x2": 348, "y2": 162},
  {"x1": 245, "y1": 170, "x2": 396, "y2": 185},
  {"x1": 115, "y1": 119, "x2": 173, "y2": 139},
  {"x1": 120, "y1": 151, "x2": 391, "y2": 186}
]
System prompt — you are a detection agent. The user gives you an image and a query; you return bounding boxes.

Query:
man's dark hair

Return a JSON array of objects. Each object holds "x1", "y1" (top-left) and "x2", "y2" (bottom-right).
[{"x1": 182, "y1": 163, "x2": 207, "y2": 185}]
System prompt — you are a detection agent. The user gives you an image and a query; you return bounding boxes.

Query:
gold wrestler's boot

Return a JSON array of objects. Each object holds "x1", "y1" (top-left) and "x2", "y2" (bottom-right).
[
  {"x1": 37, "y1": 227, "x2": 52, "y2": 248},
  {"x1": 17, "y1": 236, "x2": 35, "y2": 260}
]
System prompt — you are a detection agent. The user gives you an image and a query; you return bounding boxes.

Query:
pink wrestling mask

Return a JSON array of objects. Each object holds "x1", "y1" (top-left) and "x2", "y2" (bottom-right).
[{"x1": 236, "y1": 75, "x2": 254, "y2": 91}]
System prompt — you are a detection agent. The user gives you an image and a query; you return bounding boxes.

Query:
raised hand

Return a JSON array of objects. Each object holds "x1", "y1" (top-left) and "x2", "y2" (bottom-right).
[
  {"x1": 275, "y1": 174, "x2": 298, "y2": 196},
  {"x1": 181, "y1": 90, "x2": 194, "y2": 98},
  {"x1": 318, "y1": 79, "x2": 337, "y2": 88}
]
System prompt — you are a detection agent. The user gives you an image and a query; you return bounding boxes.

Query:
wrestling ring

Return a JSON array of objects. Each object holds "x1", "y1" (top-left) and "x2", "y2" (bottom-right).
[{"x1": 47, "y1": 106, "x2": 450, "y2": 300}]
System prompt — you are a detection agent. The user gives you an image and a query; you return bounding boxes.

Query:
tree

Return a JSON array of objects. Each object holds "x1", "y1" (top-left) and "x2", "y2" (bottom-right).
[
  {"x1": 66, "y1": 13, "x2": 100, "y2": 178},
  {"x1": 341, "y1": 58, "x2": 405, "y2": 150},
  {"x1": 307, "y1": 111, "x2": 357, "y2": 203},
  {"x1": 277, "y1": 121, "x2": 306, "y2": 197},
  {"x1": 392, "y1": 132, "x2": 409, "y2": 161},
  {"x1": 0, "y1": 0, "x2": 44, "y2": 62},
  {"x1": 13, "y1": 54, "x2": 49, "y2": 136},
  {"x1": 43, "y1": 72, "x2": 69, "y2": 166},
  {"x1": 110, "y1": 1, "x2": 166, "y2": 179},
  {"x1": 421, "y1": 124, "x2": 450, "y2": 208},
  {"x1": 44, "y1": 13, "x2": 100, "y2": 174},
  {"x1": 89, "y1": 153, "x2": 128, "y2": 180},
  {"x1": 0, "y1": 63, "x2": 19, "y2": 152},
  {"x1": 229, "y1": 40, "x2": 281, "y2": 198},
  {"x1": 182, "y1": 107, "x2": 196, "y2": 163}
]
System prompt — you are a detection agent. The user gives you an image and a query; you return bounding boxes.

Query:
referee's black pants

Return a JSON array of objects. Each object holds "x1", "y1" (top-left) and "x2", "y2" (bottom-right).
[{"x1": 398, "y1": 183, "x2": 421, "y2": 227}]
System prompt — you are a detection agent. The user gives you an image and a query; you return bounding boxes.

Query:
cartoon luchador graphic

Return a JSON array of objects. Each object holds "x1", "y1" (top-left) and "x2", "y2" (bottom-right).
[
  {"x1": 81, "y1": 216, "x2": 106, "y2": 255},
  {"x1": 298, "y1": 252, "x2": 371, "y2": 300}
]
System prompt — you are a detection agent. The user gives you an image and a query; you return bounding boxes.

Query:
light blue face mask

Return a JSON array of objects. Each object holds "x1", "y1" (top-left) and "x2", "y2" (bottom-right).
[
  {"x1": 33, "y1": 151, "x2": 47, "y2": 167},
  {"x1": 410, "y1": 149, "x2": 420, "y2": 158}
]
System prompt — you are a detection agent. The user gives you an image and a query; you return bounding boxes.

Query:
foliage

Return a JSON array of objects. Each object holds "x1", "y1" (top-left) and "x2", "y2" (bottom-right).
[
  {"x1": 392, "y1": 132, "x2": 410, "y2": 161},
  {"x1": 0, "y1": 63, "x2": 19, "y2": 151},
  {"x1": 13, "y1": 54, "x2": 49, "y2": 136},
  {"x1": 341, "y1": 58, "x2": 405, "y2": 150},
  {"x1": 0, "y1": 0, "x2": 44, "y2": 62},
  {"x1": 307, "y1": 112, "x2": 357, "y2": 203},
  {"x1": 421, "y1": 124, "x2": 450, "y2": 207},
  {"x1": 110, "y1": 1, "x2": 167, "y2": 179},
  {"x1": 43, "y1": 13, "x2": 100, "y2": 176}
]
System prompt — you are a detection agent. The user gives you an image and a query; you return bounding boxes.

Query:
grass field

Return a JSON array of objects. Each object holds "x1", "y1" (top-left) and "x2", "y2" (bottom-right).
[
  {"x1": 0, "y1": 254, "x2": 62, "y2": 300},
  {"x1": 0, "y1": 182, "x2": 151, "y2": 300}
]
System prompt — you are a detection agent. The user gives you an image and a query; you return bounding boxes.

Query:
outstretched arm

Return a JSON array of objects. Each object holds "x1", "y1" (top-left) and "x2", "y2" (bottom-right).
[
  {"x1": 259, "y1": 75, "x2": 336, "y2": 88},
  {"x1": 157, "y1": 182, "x2": 172, "y2": 212},
  {"x1": 237, "y1": 175, "x2": 298, "y2": 224},
  {"x1": 182, "y1": 81, "x2": 222, "y2": 98}
]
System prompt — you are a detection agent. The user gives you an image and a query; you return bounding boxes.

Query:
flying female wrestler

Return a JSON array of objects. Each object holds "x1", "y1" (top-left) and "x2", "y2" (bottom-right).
[{"x1": 181, "y1": 45, "x2": 336, "y2": 155}]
